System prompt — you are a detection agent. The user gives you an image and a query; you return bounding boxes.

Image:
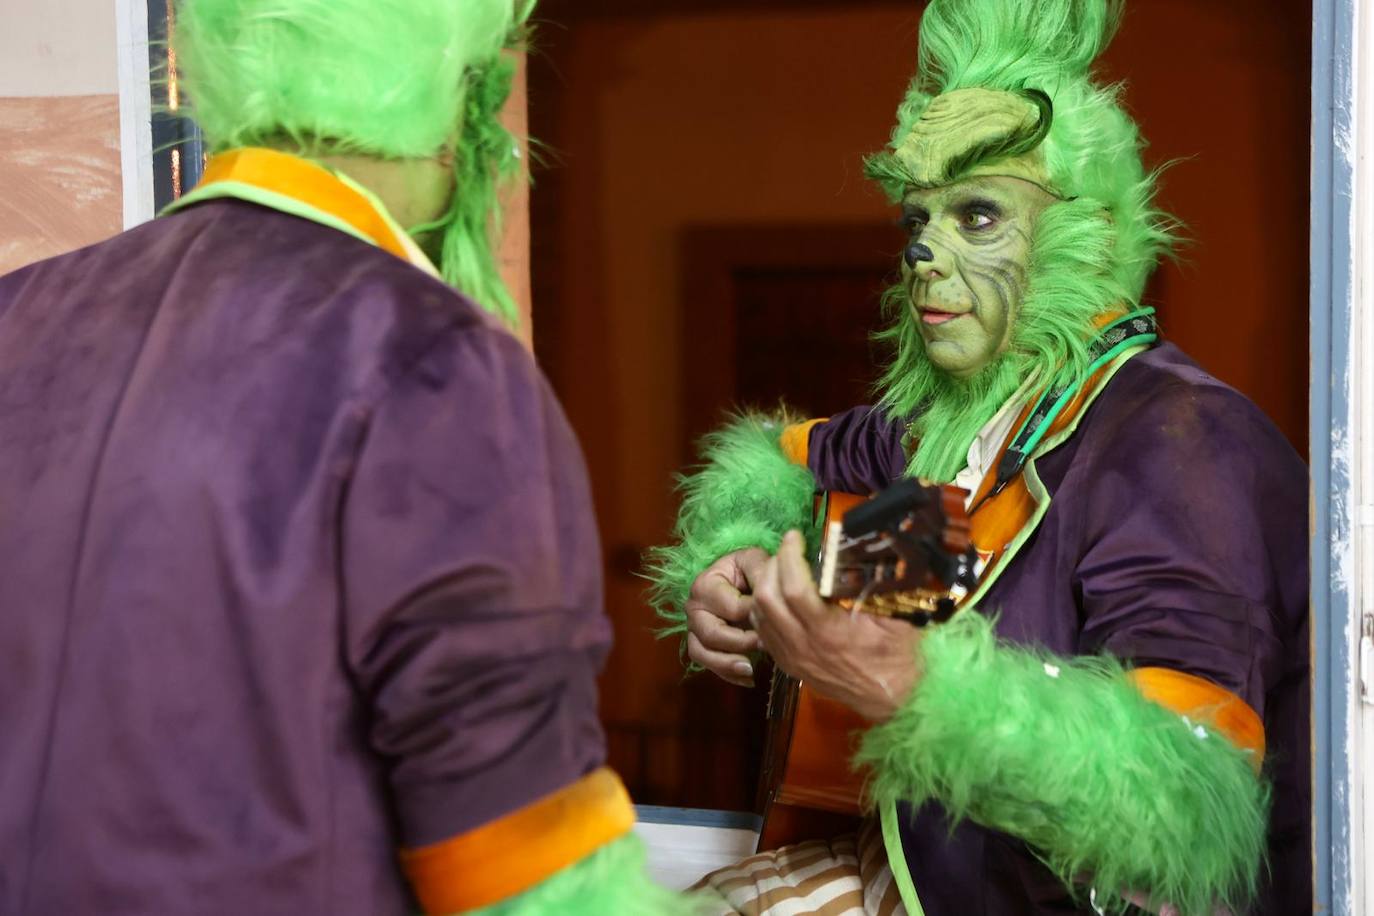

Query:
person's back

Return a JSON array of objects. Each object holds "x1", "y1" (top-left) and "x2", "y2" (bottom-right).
[
  {"x1": 0, "y1": 195, "x2": 608, "y2": 913},
  {"x1": 0, "y1": 1, "x2": 696, "y2": 912}
]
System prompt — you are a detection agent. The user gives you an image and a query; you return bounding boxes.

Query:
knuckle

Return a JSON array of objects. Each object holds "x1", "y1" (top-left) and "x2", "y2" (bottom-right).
[
  {"x1": 709, "y1": 553, "x2": 739, "y2": 576},
  {"x1": 688, "y1": 573, "x2": 712, "y2": 601}
]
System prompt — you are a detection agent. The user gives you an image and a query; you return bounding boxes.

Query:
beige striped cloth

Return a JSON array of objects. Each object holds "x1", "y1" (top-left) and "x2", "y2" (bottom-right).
[{"x1": 692, "y1": 818, "x2": 906, "y2": 916}]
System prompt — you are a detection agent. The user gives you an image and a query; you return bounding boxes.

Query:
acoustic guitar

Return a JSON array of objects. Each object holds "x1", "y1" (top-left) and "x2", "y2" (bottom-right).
[{"x1": 754, "y1": 480, "x2": 979, "y2": 851}]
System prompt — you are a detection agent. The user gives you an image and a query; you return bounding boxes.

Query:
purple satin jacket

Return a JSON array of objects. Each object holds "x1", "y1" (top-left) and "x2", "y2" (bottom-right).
[
  {"x1": 806, "y1": 345, "x2": 1310, "y2": 915},
  {"x1": 0, "y1": 200, "x2": 611, "y2": 914}
]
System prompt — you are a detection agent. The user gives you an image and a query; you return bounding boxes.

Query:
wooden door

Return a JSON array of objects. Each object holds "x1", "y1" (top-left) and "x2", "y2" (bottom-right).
[{"x1": 641, "y1": 222, "x2": 901, "y2": 810}]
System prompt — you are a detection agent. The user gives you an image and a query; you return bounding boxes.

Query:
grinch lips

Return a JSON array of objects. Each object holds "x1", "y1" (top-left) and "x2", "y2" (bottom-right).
[{"x1": 918, "y1": 307, "x2": 966, "y2": 325}]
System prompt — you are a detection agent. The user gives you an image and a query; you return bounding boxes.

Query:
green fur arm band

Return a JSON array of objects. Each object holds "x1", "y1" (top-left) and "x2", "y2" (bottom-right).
[
  {"x1": 644, "y1": 412, "x2": 817, "y2": 643},
  {"x1": 858, "y1": 612, "x2": 1267, "y2": 915},
  {"x1": 466, "y1": 835, "x2": 706, "y2": 915}
]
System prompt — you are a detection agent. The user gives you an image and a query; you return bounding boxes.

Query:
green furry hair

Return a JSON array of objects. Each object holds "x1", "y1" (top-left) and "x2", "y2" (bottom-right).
[
  {"x1": 865, "y1": 0, "x2": 1177, "y2": 480},
  {"x1": 644, "y1": 412, "x2": 818, "y2": 645},
  {"x1": 471, "y1": 835, "x2": 707, "y2": 915},
  {"x1": 858, "y1": 611, "x2": 1267, "y2": 915},
  {"x1": 412, "y1": 51, "x2": 526, "y2": 325},
  {"x1": 173, "y1": 0, "x2": 533, "y2": 324}
]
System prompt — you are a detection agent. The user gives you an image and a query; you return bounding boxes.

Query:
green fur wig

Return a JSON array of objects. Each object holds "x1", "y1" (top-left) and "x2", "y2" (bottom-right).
[
  {"x1": 173, "y1": 0, "x2": 532, "y2": 324},
  {"x1": 472, "y1": 836, "x2": 707, "y2": 915},
  {"x1": 868, "y1": 0, "x2": 1177, "y2": 481},
  {"x1": 860, "y1": 612, "x2": 1266, "y2": 915}
]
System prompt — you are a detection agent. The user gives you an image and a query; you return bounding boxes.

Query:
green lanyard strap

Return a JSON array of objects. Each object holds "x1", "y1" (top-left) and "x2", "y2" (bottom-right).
[{"x1": 984, "y1": 308, "x2": 1158, "y2": 504}]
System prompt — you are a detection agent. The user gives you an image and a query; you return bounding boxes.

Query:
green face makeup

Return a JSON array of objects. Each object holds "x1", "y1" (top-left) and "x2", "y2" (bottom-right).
[{"x1": 900, "y1": 175, "x2": 1056, "y2": 379}]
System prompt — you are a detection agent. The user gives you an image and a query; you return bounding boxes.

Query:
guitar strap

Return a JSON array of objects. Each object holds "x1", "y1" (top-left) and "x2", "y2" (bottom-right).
[{"x1": 973, "y1": 308, "x2": 1158, "y2": 512}]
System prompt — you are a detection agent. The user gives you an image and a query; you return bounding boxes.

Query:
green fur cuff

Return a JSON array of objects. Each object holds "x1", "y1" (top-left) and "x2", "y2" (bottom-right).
[
  {"x1": 858, "y1": 612, "x2": 1267, "y2": 915},
  {"x1": 644, "y1": 412, "x2": 817, "y2": 644},
  {"x1": 469, "y1": 835, "x2": 705, "y2": 915}
]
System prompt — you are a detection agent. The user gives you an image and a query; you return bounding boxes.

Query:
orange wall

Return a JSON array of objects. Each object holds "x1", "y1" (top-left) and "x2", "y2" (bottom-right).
[{"x1": 529, "y1": 1, "x2": 1311, "y2": 737}]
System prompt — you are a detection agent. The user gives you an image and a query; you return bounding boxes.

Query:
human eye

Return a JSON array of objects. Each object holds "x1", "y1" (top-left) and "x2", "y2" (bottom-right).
[
  {"x1": 899, "y1": 206, "x2": 930, "y2": 235},
  {"x1": 959, "y1": 198, "x2": 1002, "y2": 231}
]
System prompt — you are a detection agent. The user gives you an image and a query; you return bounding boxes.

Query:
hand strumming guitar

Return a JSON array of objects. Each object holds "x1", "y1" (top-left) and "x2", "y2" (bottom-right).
[
  {"x1": 751, "y1": 530, "x2": 925, "y2": 722},
  {"x1": 685, "y1": 547, "x2": 771, "y2": 687}
]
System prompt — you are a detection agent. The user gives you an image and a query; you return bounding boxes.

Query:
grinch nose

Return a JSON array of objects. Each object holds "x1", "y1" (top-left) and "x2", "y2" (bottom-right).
[{"x1": 905, "y1": 242, "x2": 934, "y2": 268}]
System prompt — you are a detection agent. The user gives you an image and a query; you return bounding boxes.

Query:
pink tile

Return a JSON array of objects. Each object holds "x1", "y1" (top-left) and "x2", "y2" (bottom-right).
[{"x1": 0, "y1": 95, "x2": 122, "y2": 277}]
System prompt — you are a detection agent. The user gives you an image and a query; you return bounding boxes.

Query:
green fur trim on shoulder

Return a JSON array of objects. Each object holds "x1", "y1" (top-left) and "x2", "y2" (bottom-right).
[
  {"x1": 643, "y1": 412, "x2": 818, "y2": 649},
  {"x1": 858, "y1": 611, "x2": 1267, "y2": 915},
  {"x1": 468, "y1": 835, "x2": 707, "y2": 915}
]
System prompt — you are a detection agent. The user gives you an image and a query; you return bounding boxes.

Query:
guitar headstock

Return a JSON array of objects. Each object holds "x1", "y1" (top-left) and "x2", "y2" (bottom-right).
[{"x1": 815, "y1": 480, "x2": 979, "y2": 625}]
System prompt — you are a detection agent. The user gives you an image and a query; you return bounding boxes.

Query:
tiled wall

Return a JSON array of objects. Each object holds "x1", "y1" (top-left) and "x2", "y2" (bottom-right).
[{"x1": 0, "y1": 0, "x2": 123, "y2": 277}]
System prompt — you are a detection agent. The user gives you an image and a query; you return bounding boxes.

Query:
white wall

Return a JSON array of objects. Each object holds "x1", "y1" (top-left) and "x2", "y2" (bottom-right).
[{"x1": 0, "y1": 0, "x2": 118, "y2": 97}]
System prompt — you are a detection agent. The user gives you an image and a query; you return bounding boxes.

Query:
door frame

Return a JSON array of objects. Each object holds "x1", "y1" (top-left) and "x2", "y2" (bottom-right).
[
  {"x1": 115, "y1": 0, "x2": 154, "y2": 228},
  {"x1": 1310, "y1": 0, "x2": 1361, "y2": 912}
]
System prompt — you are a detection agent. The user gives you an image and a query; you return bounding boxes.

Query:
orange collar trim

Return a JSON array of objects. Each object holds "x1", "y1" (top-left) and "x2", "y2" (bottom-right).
[{"x1": 177, "y1": 148, "x2": 434, "y2": 272}]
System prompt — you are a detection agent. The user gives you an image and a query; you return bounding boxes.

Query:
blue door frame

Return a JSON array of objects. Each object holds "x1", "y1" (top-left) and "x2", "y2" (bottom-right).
[{"x1": 1310, "y1": 0, "x2": 1358, "y2": 912}]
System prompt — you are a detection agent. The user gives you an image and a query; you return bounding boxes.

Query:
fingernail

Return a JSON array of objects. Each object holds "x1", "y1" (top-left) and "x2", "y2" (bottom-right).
[{"x1": 733, "y1": 661, "x2": 754, "y2": 677}]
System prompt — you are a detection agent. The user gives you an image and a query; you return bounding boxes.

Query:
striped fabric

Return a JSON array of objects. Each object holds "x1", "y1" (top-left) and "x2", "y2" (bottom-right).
[{"x1": 693, "y1": 819, "x2": 906, "y2": 916}]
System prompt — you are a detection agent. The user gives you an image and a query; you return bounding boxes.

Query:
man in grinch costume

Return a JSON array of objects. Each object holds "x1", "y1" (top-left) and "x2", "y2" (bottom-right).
[
  {"x1": 0, "y1": 1, "x2": 694, "y2": 913},
  {"x1": 648, "y1": 1, "x2": 1309, "y2": 914}
]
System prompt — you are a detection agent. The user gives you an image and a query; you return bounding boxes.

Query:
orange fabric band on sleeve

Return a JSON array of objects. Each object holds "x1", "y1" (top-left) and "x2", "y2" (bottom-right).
[
  {"x1": 399, "y1": 767, "x2": 636, "y2": 914},
  {"x1": 1128, "y1": 667, "x2": 1266, "y2": 771},
  {"x1": 780, "y1": 418, "x2": 828, "y2": 467}
]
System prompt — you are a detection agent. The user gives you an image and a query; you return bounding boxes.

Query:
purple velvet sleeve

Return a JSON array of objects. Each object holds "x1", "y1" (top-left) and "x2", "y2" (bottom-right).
[
  {"x1": 1072, "y1": 382, "x2": 1305, "y2": 716},
  {"x1": 340, "y1": 326, "x2": 611, "y2": 848},
  {"x1": 806, "y1": 405, "x2": 909, "y2": 495}
]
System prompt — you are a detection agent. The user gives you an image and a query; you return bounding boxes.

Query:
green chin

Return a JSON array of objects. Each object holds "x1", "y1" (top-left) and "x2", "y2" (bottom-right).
[{"x1": 918, "y1": 317, "x2": 1003, "y2": 380}]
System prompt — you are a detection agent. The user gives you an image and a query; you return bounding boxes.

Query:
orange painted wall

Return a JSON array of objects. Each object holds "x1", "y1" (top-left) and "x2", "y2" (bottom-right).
[{"x1": 528, "y1": 0, "x2": 1311, "y2": 793}]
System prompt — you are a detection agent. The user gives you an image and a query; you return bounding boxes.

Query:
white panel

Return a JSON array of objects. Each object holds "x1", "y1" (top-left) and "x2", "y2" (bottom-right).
[
  {"x1": 115, "y1": 0, "x2": 154, "y2": 229},
  {"x1": 0, "y1": 0, "x2": 120, "y2": 97},
  {"x1": 633, "y1": 820, "x2": 760, "y2": 891}
]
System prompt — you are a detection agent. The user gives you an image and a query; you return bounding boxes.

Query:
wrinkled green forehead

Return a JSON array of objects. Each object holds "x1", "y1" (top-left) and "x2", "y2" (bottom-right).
[{"x1": 894, "y1": 88, "x2": 1056, "y2": 193}]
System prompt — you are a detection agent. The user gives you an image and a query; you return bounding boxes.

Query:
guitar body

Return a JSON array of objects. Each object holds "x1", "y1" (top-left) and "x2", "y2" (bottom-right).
[
  {"x1": 756, "y1": 667, "x2": 867, "y2": 851},
  {"x1": 754, "y1": 486, "x2": 976, "y2": 852}
]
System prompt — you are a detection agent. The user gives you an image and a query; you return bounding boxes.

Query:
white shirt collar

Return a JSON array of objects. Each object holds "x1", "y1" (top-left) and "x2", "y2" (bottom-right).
[{"x1": 953, "y1": 377, "x2": 1038, "y2": 506}]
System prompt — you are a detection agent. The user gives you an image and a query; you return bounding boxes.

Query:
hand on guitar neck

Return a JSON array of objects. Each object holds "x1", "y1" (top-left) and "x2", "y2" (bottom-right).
[
  {"x1": 751, "y1": 530, "x2": 925, "y2": 722},
  {"x1": 684, "y1": 547, "x2": 771, "y2": 687}
]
